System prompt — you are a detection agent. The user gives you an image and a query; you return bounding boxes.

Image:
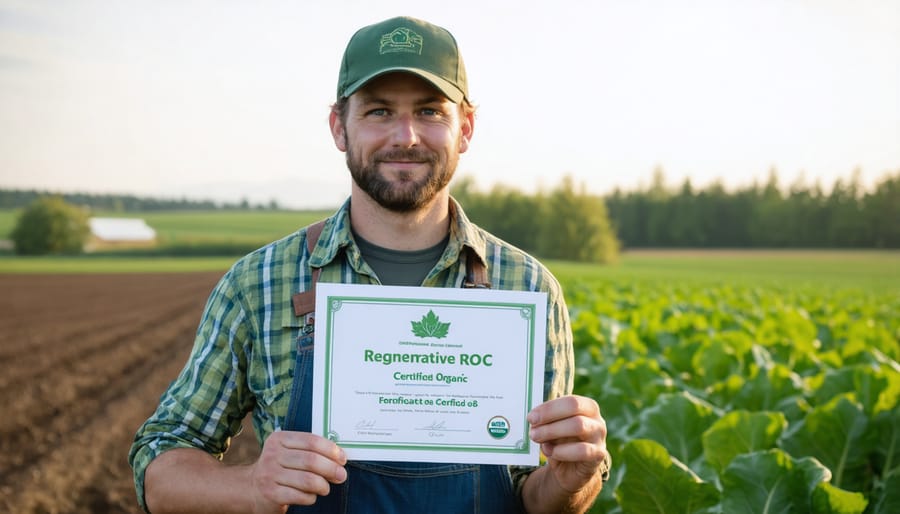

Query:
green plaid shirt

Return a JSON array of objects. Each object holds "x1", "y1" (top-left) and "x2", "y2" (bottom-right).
[{"x1": 129, "y1": 198, "x2": 573, "y2": 510}]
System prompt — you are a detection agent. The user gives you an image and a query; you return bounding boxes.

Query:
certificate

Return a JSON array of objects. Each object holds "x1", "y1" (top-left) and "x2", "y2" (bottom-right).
[{"x1": 312, "y1": 283, "x2": 546, "y2": 466}]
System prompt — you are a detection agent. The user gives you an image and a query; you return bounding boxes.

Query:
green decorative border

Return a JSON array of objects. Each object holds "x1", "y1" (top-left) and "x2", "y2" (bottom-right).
[{"x1": 321, "y1": 295, "x2": 539, "y2": 454}]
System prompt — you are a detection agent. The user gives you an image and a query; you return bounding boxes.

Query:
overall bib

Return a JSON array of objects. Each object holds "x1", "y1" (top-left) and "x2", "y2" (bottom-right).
[{"x1": 282, "y1": 331, "x2": 524, "y2": 513}]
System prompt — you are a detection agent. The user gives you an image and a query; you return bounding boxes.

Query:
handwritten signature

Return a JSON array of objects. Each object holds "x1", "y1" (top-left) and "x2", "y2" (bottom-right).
[
  {"x1": 421, "y1": 420, "x2": 447, "y2": 430},
  {"x1": 355, "y1": 419, "x2": 377, "y2": 429}
]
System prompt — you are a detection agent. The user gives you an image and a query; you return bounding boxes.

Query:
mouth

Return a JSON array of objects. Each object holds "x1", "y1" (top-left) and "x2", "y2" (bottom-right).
[
  {"x1": 380, "y1": 159, "x2": 425, "y2": 166},
  {"x1": 375, "y1": 149, "x2": 434, "y2": 164},
  {"x1": 376, "y1": 156, "x2": 430, "y2": 172}
]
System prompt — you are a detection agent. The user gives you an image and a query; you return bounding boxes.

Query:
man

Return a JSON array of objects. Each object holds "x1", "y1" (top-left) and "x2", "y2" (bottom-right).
[{"x1": 130, "y1": 16, "x2": 610, "y2": 513}]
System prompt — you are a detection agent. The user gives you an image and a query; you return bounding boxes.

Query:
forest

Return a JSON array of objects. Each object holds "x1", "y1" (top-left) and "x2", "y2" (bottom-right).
[
  {"x1": 453, "y1": 169, "x2": 899, "y2": 254},
  {"x1": 604, "y1": 168, "x2": 899, "y2": 248}
]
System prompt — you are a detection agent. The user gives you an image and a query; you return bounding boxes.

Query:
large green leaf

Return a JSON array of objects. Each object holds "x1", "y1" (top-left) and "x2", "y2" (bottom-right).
[
  {"x1": 613, "y1": 326, "x2": 651, "y2": 361},
  {"x1": 809, "y1": 364, "x2": 895, "y2": 415},
  {"x1": 755, "y1": 308, "x2": 819, "y2": 351},
  {"x1": 780, "y1": 394, "x2": 875, "y2": 491},
  {"x1": 841, "y1": 318, "x2": 899, "y2": 362},
  {"x1": 873, "y1": 362, "x2": 900, "y2": 415},
  {"x1": 706, "y1": 373, "x2": 745, "y2": 408},
  {"x1": 870, "y1": 468, "x2": 900, "y2": 514},
  {"x1": 591, "y1": 357, "x2": 680, "y2": 444},
  {"x1": 728, "y1": 362, "x2": 808, "y2": 420},
  {"x1": 702, "y1": 410, "x2": 787, "y2": 473},
  {"x1": 607, "y1": 358, "x2": 675, "y2": 405},
  {"x1": 721, "y1": 449, "x2": 860, "y2": 513},
  {"x1": 811, "y1": 482, "x2": 868, "y2": 514},
  {"x1": 690, "y1": 333, "x2": 751, "y2": 387},
  {"x1": 664, "y1": 338, "x2": 706, "y2": 378},
  {"x1": 616, "y1": 439, "x2": 720, "y2": 514},
  {"x1": 632, "y1": 392, "x2": 719, "y2": 467},
  {"x1": 873, "y1": 407, "x2": 900, "y2": 478}
]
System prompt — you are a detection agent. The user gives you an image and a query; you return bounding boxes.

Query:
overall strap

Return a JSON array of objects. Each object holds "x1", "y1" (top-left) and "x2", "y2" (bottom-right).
[
  {"x1": 463, "y1": 247, "x2": 491, "y2": 289},
  {"x1": 291, "y1": 220, "x2": 326, "y2": 317}
]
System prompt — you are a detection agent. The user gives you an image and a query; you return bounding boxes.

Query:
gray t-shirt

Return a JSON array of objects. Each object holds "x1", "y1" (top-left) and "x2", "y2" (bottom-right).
[{"x1": 354, "y1": 232, "x2": 449, "y2": 286}]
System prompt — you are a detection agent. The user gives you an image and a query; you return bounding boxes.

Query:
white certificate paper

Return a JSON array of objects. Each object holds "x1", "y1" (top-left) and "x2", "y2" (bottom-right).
[{"x1": 312, "y1": 283, "x2": 547, "y2": 466}]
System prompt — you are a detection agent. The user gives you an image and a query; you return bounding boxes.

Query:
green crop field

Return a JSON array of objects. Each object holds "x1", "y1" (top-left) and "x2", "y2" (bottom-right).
[
  {"x1": 550, "y1": 249, "x2": 900, "y2": 291},
  {"x1": 548, "y1": 253, "x2": 899, "y2": 513},
  {"x1": 130, "y1": 210, "x2": 332, "y2": 245}
]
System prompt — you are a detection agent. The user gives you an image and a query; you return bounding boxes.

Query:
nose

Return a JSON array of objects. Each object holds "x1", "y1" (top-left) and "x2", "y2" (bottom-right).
[{"x1": 390, "y1": 114, "x2": 419, "y2": 148}]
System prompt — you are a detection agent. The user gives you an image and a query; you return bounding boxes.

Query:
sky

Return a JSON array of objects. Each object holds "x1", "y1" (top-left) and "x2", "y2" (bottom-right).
[{"x1": 1, "y1": 0, "x2": 898, "y2": 209}]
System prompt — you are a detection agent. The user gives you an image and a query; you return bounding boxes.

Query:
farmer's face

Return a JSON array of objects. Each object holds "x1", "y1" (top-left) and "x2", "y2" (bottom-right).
[{"x1": 330, "y1": 73, "x2": 473, "y2": 212}]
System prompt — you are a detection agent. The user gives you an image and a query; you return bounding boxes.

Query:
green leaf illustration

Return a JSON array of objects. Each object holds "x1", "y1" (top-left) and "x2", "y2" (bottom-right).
[{"x1": 411, "y1": 310, "x2": 450, "y2": 339}]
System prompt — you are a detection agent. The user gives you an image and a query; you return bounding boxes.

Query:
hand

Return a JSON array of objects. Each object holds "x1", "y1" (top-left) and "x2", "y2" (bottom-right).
[
  {"x1": 248, "y1": 430, "x2": 348, "y2": 513},
  {"x1": 527, "y1": 395, "x2": 608, "y2": 494}
]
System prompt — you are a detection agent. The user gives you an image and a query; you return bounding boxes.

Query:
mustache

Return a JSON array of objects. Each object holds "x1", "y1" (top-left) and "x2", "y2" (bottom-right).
[{"x1": 373, "y1": 149, "x2": 438, "y2": 163}]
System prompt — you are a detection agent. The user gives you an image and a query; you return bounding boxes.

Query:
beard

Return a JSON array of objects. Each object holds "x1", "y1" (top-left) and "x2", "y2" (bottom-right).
[{"x1": 346, "y1": 141, "x2": 459, "y2": 213}]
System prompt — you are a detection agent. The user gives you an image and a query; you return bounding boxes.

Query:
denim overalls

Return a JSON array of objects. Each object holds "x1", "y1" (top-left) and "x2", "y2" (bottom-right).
[{"x1": 283, "y1": 330, "x2": 524, "y2": 513}]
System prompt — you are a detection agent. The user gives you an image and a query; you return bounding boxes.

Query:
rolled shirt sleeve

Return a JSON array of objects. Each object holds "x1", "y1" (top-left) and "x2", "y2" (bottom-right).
[{"x1": 128, "y1": 269, "x2": 255, "y2": 511}]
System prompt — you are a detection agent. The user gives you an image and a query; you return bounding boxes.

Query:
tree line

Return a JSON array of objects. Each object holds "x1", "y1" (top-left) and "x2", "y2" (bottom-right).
[
  {"x1": 451, "y1": 176, "x2": 620, "y2": 263},
  {"x1": 605, "y1": 168, "x2": 899, "y2": 249},
  {"x1": 0, "y1": 189, "x2": 280, "y2": 211},
  {"x1": 451, "y1": 168, "x2": 899, "y2": 256}
]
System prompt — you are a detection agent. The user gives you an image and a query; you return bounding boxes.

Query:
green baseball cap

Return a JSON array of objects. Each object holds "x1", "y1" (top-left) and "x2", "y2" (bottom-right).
[{"x1": 337, "y1": 16, "x2": 468, "y2": 103}]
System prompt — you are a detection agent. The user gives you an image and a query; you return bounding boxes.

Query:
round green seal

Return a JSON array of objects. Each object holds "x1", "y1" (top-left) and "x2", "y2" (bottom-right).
[{"x1": 487, "y1": 416, "x2": 510, "y2": 439}]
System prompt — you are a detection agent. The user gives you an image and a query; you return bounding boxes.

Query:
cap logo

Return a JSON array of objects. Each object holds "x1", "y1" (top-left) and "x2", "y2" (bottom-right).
[{"x1": 379, "y1": 27, "x2": 423, "y2": 55}]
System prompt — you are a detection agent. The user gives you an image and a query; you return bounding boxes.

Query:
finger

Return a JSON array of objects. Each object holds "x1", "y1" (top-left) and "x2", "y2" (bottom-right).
[
  {"x1": 530, "y1": 414, "x2": 605, "y2": 445},
  {"x1": 275, "y1": 468, "x2": 337, "y2": 498},
  {"x1": 541, "y1": 439, "x2": 608, "y2": 464},
  {"x1": 277, "y1": 430, "x2": 347, "y2": 465},
  {"x1": 263, "y1": 478, "x2": 328, "y2": 507},
  {"x1": 276, "y1": 448, "x2": 348, "y2": 485},
  {"x1": 528, "y1": 395, "x2": 600, "y2": 426}
]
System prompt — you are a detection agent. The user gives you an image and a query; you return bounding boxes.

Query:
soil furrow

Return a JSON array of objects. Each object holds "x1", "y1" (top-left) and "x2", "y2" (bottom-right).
[
  {"x1": 0, "y1": 295, "x2": 204, "y2": 394},
  {"x1": 0, "y1": 319, "x2": 193, "y2": 513},
  {"x1": 0, "y1": 305, "x2": 200, "y2": 474},
  {"x1": 0, "y1": 274, "x2": 217, "y2": 359},
  {"x1": 0, "y1": 272, "x2": 230, "y2": 514}
]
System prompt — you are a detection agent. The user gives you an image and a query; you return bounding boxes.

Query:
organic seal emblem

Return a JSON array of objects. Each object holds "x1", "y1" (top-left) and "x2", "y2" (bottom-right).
[{"x1": 487, "y1": 416, "x2": 510, "y2": 439}]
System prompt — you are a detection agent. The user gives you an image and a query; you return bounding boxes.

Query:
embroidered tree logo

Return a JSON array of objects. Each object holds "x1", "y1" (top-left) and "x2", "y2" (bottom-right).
[{"x1": 411, "y1": 310, "x2": 450, "y2": 339}]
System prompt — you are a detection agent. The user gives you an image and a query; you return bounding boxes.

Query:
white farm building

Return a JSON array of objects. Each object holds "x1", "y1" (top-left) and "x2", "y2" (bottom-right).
[{"x1": 86, "y1": 217, "x2": 157, "y2": 251}]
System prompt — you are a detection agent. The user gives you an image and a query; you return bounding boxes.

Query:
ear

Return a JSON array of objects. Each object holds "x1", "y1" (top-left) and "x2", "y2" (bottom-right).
[
  {"x1": 329, "y1": 108, "x2": 347, "y2": 152},
  {"x1": 458, "y1": 109, "x2": 475, "y2": 154}
]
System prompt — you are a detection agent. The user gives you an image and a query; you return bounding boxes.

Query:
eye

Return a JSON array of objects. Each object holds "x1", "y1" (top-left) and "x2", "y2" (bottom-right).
[
  {"x1": 366, "y1": 108, "x2": 389, "y2": 117},
  {"x1": 419, "y1": 107, "x2": 444, "y2": 117}
]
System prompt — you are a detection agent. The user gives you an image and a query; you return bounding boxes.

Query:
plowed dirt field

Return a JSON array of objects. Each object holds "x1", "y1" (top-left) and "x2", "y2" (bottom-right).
[{"x1": 0, "y1": 272, "x2": 261, "y2": 513}]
